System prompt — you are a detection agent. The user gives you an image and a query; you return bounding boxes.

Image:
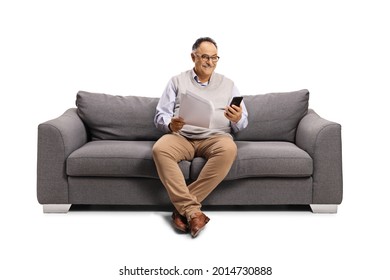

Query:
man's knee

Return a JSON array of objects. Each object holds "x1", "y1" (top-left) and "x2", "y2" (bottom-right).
[
  {"x1": 152, "y1": 136, "x2": 169, "y2": 159},
  {"x1": 153, "y1": 134, "x2": 192, "y2": 161},
  {"x1": 215, "y1": 137, "x2": 237, "y2": 158},
  {"x1": 224, "y1": 139, "x2": 237, "y2": 158}
]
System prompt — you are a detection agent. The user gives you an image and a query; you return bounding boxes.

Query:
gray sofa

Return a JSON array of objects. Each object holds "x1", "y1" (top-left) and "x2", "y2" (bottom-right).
[{"x1": 37, "y1": 89, "x2": 343, "y2": 214}]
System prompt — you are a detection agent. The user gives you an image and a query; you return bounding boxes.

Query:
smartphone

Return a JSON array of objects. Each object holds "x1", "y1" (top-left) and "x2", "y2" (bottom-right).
[{"x1": 230, "y1": 96, "x2": 243, "y2": 107}]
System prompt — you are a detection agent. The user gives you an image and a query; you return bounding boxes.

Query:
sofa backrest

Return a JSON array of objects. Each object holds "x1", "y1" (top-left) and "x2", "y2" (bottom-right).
[
  {"x1": 76, "y1": 89, "x2": 309, "y2": 142},
  {"x1": 76, "y1": 91, "x2": 164, "y2": 141},
  {"x1": 234, "y1": 89, "x2": 309, "y2": 142}
]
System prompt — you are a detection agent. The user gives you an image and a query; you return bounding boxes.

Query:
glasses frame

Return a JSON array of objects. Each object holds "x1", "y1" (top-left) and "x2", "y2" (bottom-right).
[{"x1": 194, "y1": 53, "x2": 220, "y2": 63}]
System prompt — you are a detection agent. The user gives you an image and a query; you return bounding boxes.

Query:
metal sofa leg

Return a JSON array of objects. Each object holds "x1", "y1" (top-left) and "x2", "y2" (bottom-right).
[
  {"x1": 310, "y1": 204, "x2": 338, "y2": 213},
  {"x1": 43, "y1": 204, "x2": 72, "y2": 213}
]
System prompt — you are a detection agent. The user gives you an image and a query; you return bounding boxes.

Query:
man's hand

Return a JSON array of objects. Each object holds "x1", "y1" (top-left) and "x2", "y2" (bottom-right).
[
  {"x1": 169, "y1": 116, "x2": 185, "y2": 132},
  {"x1": 224, "y1": 104, "x2": 242, "y2": 123}
]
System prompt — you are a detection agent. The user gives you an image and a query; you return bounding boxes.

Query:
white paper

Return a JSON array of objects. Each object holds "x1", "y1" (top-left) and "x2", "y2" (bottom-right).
[{"x1": 179, "y1": 91, "x2": 214, "y2": 128}]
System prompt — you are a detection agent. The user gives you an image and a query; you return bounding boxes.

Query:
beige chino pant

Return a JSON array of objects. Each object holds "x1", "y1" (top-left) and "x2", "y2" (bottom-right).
[{"x1": 152, "y1": 133, "x2": 237, "y2": 220}]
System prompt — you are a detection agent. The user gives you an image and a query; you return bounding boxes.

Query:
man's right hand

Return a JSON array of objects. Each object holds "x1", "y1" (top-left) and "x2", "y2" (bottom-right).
[{"x1": 169, "y1": 117, "x2": 185, "y2": 132}]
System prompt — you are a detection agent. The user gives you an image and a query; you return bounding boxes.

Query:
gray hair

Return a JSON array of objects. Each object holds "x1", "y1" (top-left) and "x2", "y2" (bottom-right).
[{"x1": 192, "y1": 37, "x2": 218, "y2": 51}]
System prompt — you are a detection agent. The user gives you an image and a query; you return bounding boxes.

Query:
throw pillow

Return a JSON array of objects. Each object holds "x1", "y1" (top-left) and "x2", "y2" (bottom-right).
[
  {"x1": 76, "y1": 91, "x2": 164, "y2": 141},
  {"x1": 235, "y1": 89, "x2": 309, "y2": 142}
]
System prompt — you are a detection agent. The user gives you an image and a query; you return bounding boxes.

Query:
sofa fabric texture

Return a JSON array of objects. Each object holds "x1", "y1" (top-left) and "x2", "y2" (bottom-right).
[
  {"x1": 37, "y1": 89, "x2": 343, "y2": 208},
  {"x1": 235, "y1": 89, "x2": 309, "y2": 142},
  {"x1": 76, "y1": 89, "x2": 309, "y2": 142},
  {"x1": 76, "y1": 91, "x2": 164, "y2": 141}
]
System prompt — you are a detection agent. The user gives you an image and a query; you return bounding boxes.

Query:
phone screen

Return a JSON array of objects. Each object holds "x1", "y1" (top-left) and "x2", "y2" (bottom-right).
[{"x1": 230, "y1": 96, "x2": 243, "y2": 107}]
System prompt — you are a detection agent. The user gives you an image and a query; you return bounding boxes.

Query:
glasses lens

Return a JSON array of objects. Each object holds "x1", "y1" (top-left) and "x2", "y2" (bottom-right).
[{"x1": 200, "y1": 54, "x2": 219, "y2": 62}]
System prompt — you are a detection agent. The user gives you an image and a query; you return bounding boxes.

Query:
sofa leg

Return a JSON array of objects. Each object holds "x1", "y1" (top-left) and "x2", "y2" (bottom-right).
[
  {"x1": 43, "y1": 204, "x2": 71, "y2": 213},
  {"x1": 310, "y1": 204, "x2": 338, "y2": 213}
]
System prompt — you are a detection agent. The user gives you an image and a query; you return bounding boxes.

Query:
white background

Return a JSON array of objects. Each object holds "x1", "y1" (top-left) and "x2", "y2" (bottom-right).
[{"x1": 1, "y1": 0, "x2": 389, "y2": 279}]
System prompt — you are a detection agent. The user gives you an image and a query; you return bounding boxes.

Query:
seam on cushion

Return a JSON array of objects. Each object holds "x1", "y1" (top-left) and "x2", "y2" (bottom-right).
[
  {"x1": 68, "y1": 173, "x2": 160, "y2": 178},
  {"x1": 69, "y1": 156, "x2": 311, "y2": 161},
  {"x1": 68, "y1": 156, "x2": 155, "y2": 160},
  {"x1": 231, "y1": 157, "x2": 312, "y2": 161},
  {"x1": 237, "y1": 156, "x2": 311, "y2": 159},
  {"x1": 225, "y1": 174, "x2": 312, "y2": 180}
]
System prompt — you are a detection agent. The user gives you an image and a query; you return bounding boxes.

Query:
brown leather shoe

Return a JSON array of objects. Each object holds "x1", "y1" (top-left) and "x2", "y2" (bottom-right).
[
  {"x1": 189, "y1": 212, "x2": 210, "y2": 238},
  {"x1": 171, "y1": 211, "x2": 188, "y2": 233}
]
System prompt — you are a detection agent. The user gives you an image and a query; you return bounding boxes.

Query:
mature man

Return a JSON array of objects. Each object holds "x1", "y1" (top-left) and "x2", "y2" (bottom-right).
[{"x1": 153, "y1": 37, "x2": 248, "y2": 237}]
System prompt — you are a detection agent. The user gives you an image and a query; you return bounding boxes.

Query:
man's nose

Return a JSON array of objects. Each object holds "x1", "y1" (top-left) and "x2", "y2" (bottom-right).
[{"x1": 206, "y1": 58, "x2": 214, "y2": 65}]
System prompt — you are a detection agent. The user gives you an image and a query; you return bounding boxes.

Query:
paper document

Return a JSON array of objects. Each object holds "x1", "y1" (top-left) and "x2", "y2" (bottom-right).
[{"x1": 179, "y1": 91, "x2": 214, "y2": 128}]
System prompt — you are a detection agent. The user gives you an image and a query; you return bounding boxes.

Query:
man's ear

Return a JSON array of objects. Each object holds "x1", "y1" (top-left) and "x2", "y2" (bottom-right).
[{"x1": 191, "y1": 53, "x2": 195, "y2": 62}]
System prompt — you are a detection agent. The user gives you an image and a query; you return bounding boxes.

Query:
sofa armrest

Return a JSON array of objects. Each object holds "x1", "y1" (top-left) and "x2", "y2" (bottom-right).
[
  {"x1": 296, "y1": 109, "x2": 343, "y2": 204},
  {"x1": 37, "y1": 108, "x2": 88, "y2": 204}
]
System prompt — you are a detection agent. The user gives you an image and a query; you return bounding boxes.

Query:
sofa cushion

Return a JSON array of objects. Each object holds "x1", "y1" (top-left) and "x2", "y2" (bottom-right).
[
  {"x1": 235, "y1": 89, "x2": 309, "y2": 142},
  {"x1": 67, "y1": 141, "x2": 190, "y2": 179},
  {"x1": 76, "y1": 91, "x2": 164, "y2": 141},
  {"x1": 190, "y1": 141, "x2": 313, "y2": 180}
]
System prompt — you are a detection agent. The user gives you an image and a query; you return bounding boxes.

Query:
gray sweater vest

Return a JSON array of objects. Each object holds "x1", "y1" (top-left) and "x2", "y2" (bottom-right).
[{"x1": 172, "y1": 70, "x2": 234, "y2": 139}]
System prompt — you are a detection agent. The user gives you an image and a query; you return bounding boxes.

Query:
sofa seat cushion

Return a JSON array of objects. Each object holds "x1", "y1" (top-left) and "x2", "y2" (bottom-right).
[
  {"x1": 190, "y1": 141, "x2": 313, "y2": 180},
  {"x1": 67, "y1": 140, "x2": 190, "y2": 179}
]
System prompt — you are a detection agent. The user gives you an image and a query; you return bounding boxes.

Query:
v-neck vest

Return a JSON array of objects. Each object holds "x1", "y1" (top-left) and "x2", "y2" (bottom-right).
[{"x1": 172, "y1": 70, "x2": 234, "y2": 139}]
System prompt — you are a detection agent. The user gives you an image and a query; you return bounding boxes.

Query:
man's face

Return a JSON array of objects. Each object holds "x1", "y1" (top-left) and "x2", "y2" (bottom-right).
[{"x1": 191, "y1": 41, "x2": 218, "y2": 80}]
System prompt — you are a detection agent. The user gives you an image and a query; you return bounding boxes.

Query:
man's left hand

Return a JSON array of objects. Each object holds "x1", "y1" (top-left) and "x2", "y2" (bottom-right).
[{"x1": 224, "y1": 105, "x2": 242, "y2": 123}]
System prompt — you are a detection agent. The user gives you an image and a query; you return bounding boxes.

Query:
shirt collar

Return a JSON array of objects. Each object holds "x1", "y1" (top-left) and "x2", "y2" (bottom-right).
[{"x1": 192, "y1": 69, "x2": 209, "y2": 86}]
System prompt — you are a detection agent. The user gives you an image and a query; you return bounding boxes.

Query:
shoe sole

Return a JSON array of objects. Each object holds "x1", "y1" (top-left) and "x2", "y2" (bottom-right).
[
  {"x1": 172, "y1": 222, "x2": 189, "y2": 233},
  {"x1": 191, "y1": 226, "x2": 205, "y2": 237},
  {"x1": 172, "y1": 213, "x2": 189, "y2": 233}
]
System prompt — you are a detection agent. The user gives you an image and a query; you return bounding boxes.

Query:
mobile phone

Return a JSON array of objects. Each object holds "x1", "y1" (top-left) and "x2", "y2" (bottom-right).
[{"x1": 230, "y1": 96, "x2": 243, "y2": 107}]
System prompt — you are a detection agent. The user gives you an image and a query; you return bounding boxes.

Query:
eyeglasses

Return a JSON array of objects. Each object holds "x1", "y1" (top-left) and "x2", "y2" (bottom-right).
[{"x1": 194, "y1": 53, "x2": 220, "y2": 63}]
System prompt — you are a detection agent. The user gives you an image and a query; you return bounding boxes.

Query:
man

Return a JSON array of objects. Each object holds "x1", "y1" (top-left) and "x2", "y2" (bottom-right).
[{"x1": 153, "y1": 37, "x2": 248, "y2": 237}]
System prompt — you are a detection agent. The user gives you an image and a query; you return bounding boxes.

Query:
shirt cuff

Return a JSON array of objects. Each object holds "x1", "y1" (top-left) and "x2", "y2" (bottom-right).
[{"x1": 231, "y1": 116, "x2": 248, "y2": 133}]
